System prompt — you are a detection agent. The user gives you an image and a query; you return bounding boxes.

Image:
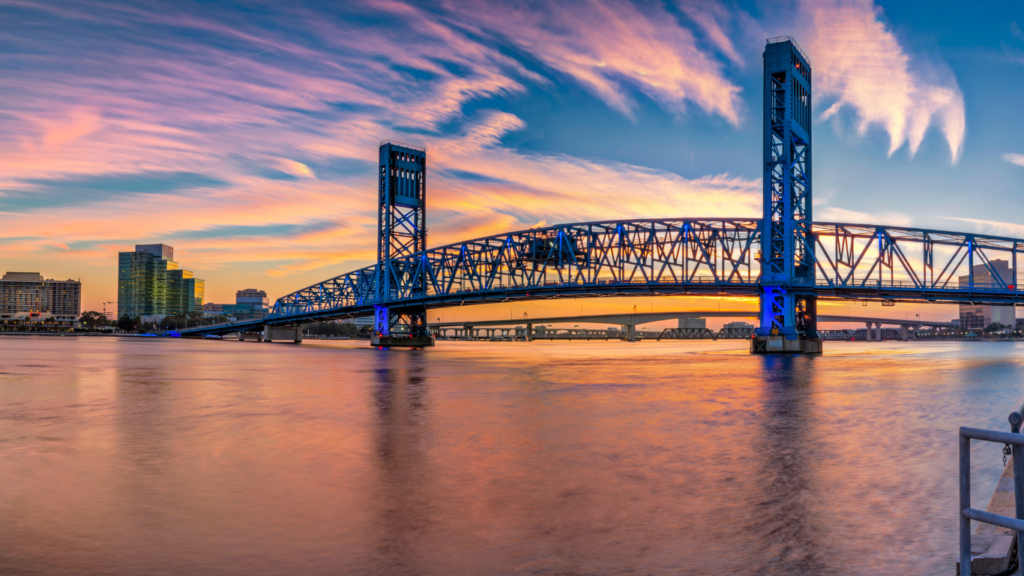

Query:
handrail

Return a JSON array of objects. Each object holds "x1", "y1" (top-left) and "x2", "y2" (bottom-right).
[
  {"x1": 379, "y1": 139, "x2": 426, "y2": 152},
  {"x1": 766, "y1": 36, "x2": 811, "y2": 64},
  {"x1": 960, "y1": 425, "x2": 1024, "y2": 576},
  {"x1": 1010, "y1": 394, "x2": 1024, "y2": 430}
]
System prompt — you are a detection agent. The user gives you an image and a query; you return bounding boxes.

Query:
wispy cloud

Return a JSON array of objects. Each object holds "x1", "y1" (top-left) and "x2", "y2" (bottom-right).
[
  {"x1": 438, "y1": 0, "x2": 745, "y2": 124},
  {"x1": 817, "y1": 207, "x2": 913, "y2": 227},
  {"x1": 1002, "y1": 153, "x2": 1024, "y2": 167},
  {"x1": 941, "y1": 217, "x2": 1024, "y2": 238},
  {"x1": 0, "y1": 0, "x2": 755, "y2": 303},
  {"x1": 797, "y1": 0, "x2": 965, "y2": 163}
]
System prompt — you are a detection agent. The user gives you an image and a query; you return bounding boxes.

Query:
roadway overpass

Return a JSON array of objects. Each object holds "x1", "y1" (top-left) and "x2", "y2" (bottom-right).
[{"x1": 425, "y1": 310, "x2": 957, "y2": 342}]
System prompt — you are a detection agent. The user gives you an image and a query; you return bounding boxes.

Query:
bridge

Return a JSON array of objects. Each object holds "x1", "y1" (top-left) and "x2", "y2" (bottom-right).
[
  {"x1": 179, "y1": 37, "x2": 1023, "y2": 354},
  {"x1": 426, "y1": 311, "x2": 957, "y2": 341}
]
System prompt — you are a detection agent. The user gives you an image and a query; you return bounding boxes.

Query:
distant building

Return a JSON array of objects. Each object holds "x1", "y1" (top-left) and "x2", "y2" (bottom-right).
[
  {"x1": 724, "y1": 321, "x2": 755, "y2": 330},
  {"x1": 118, "y1": 244, "x2": 204, "y2": 321},
  {"x1": 958, "y1": 260, "x2": 1015, "y2": 331},
  {"x1": 678, "y1": 317, "x2": 706, "y2": 329},
  {"x1": 202, "y1": 289, "x2": 269, "y2": 319},
  {"x1": 0, "y1": 272, "x2": 81, "y2": 331},
  {"x1": 236, "y1": 289, "x2": 269, "y2": 309}
]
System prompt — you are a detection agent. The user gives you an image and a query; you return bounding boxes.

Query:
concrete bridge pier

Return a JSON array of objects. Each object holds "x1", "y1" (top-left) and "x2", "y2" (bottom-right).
[
  {"x1": 626, "y1": 325, "x2": 636, "y2": 342},
  {"x1": 264, "y1": 325, "x2": 303, "y2": 343},
  {"x1": 526, "y1": 323, "x2": 533, "y2": 341},
  {"x1": 865, "y1": 322, "x2": 882, "y2": 341}
]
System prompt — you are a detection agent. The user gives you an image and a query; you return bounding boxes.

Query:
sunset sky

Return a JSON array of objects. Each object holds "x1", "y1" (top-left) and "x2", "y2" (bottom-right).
[{"x1": 2, "y1": 0, "x2": 1023, "y2": 322}]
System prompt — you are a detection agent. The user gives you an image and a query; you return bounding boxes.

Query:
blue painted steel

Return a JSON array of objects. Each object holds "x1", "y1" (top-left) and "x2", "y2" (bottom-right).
[
  {"x1": 175, "y1": 217, "x2": 1024, "y2": 337},
  {"x1": 760, "y1": 37, "x2": 815, "y2": 338},
  {"x1": 377, "y1": 140, "x2": 428, "y2": 337}
]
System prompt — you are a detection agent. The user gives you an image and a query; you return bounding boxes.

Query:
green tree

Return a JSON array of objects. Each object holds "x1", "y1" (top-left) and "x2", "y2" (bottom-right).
[
  {"x1": 79, "y1": 310, "x2": 108, "y2": 330},
  {"x1": 984, "y1": 322, "x2": 1008, "y2": 334},
  {"x1": 117, "y1": 314, "x2": 140, "y2": 332}
]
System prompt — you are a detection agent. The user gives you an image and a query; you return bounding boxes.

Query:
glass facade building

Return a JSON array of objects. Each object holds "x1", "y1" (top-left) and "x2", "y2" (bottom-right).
[{"x1": 117, "y1": 244, "x2": 204, "y2": 318}]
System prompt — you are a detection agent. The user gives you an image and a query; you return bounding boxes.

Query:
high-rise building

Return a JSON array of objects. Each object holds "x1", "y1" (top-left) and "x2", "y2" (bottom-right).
[
  {"x1": 958, "y1": 260, "x2": 1016, "y2": 331},
  {"x1": 118, "y1": 244, "x2": 204, "y2": 320},
  {"x1": 0, "y1": 272, "x2": 81, "y2": 331},
  {"x1": 236, "y1": 289, "x2": 268, "y2": 310}
]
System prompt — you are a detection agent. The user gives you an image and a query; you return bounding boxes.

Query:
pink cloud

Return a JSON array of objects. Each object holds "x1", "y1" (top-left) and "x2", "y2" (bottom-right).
[
  {"x1": 0, "y1": 1, "x2": 755, "y2": 308},
  {"x1": 437, "y1": 0, "x2": 744, "y2": 124},
  {"x1": 796, "y1": 0, "x2": 965, "y2": 163}
]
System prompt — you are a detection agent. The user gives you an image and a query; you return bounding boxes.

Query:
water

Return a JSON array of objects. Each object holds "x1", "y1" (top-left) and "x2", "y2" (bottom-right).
[{"x1": 2, "y1": 336, "x2": 1023, "y2": 575}]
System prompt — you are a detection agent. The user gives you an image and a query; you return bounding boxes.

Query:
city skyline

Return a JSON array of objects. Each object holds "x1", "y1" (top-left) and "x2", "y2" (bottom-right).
[{"x1": 2, "y1": 0, "x2": 1023, "y2": 318}]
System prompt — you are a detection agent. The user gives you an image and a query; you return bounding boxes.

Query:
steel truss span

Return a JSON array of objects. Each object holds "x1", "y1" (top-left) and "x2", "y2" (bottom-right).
[{"x1": 251, "y1": 218, "x2": 1024, "y2": 330}]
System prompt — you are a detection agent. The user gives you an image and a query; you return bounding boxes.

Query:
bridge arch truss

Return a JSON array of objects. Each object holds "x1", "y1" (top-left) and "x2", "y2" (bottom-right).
[{"x1": 269, "y1": 218, "x2": 1024, "y2": 324}]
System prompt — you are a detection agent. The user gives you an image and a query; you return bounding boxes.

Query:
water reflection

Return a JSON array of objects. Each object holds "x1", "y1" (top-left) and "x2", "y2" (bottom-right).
[
  {"x1": 370, "y1": 351, "x2": 433, "y2": 575},
  {"x1": 751, "y1": 356, "x2": 834, "y2": 575},
  {"x1": 2, "y1": 338, "x2": 1024, "y2": 575}
]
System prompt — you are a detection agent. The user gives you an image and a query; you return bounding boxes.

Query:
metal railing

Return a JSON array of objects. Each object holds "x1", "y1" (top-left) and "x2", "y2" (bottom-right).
[
  {"x1": 959, "y1": 395, "x2": 1024, "y2": 575},
  {"x1": 379, "y1": 139, "x2": 426, "y2": 152}
]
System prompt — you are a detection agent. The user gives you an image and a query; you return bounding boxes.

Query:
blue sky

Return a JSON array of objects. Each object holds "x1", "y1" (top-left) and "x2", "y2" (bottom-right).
[{"x1": 0, "y1": 0, "x2": 1022, "y2": 311}]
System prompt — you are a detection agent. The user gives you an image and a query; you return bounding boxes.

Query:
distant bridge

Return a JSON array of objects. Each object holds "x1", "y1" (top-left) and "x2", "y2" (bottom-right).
[{"x1": 426, "y1": 310, "x2": 957, "y2": 342}]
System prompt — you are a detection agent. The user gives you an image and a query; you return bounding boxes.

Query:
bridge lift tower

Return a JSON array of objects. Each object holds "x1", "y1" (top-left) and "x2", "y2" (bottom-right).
[
  {"x1": 372, "y1": 140, "x2": 435, "y2": 346},
  {"x1": 751, "y1": 37, "x2": 822, "y2": 355}
]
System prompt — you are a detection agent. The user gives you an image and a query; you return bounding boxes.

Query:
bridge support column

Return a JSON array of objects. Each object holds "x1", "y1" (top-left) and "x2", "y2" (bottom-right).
[
  {"x1": 900, "y1": 325, "x2": 909, "y2": 341},
  {"x1": 526, "y1": 323, "x2": 532, "y2": 341},
  {"x1": 627, "y1": 325, "x2": 636, "y2": 342},
  {"x1": 264, "y1": 325, "x2": 303, "y2": 343},
  {"x1": 865, "y1": 322, "x2": 873, "y2": 341}
]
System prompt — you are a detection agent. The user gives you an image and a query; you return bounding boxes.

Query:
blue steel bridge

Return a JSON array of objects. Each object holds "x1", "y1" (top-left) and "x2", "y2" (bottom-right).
[
  {"x1": 178, "y1": 37, "x2": 1024, "y2": 350},
  {"x1": 179, "y1": 217, "x2": 1024, "y2": 338}
]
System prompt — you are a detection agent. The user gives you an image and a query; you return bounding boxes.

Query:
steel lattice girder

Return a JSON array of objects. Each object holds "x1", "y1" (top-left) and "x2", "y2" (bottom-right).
[{"x1": 238, "y1": 218, "x2": 1024, "y2": 333}]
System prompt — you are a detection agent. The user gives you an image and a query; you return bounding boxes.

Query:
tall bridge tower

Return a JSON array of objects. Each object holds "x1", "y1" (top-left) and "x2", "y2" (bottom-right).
[
  {"x1": 373, "y1": 140, "x2": 434, "y2": 346},
  {"x1": 752, "y1": 37, "x2": 821, "y2": 355}
]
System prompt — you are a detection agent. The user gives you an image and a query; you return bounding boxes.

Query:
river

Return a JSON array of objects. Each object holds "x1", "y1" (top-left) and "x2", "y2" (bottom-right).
[{"x1": 1, "y1": 336, "x2": 1022, "y2": 575}]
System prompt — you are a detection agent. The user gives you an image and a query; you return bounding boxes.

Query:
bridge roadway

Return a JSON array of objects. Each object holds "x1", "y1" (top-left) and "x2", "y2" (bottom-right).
[{"x1": 176, "y1": 218, "x2": 1024, "y2": 339}]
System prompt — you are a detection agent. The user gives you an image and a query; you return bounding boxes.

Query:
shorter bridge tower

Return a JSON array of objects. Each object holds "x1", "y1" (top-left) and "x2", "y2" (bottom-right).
[
  {"x1": 752, "y1": 37, "x2": 821, "y2": 355},
  {"x1": 372, "y1": 140, "x2": 434, "y2": 346}
]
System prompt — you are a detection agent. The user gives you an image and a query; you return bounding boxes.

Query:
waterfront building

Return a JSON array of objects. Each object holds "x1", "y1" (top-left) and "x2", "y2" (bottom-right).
[
  {"x1": 118, "y1": 244, "x2": 204, "y2": 320},
  {"x1": 958, "y1": 260, "x2": 1016, "y2": 331},
  {"x1": 236, "y1": 289, "x2": 268, "y2": 310},
  {"x1": 0, "y1": 272, "x2": 81, "y2": 331},
  {"x1": 678, "y1": 318, "x2": 706, "y2": 329},
  {"x1": 724, "y1": 321, "x2": 755, "y2": 330},
  {"x1": 202, "y1": 289, "x2": 268, "y2": 319}
]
